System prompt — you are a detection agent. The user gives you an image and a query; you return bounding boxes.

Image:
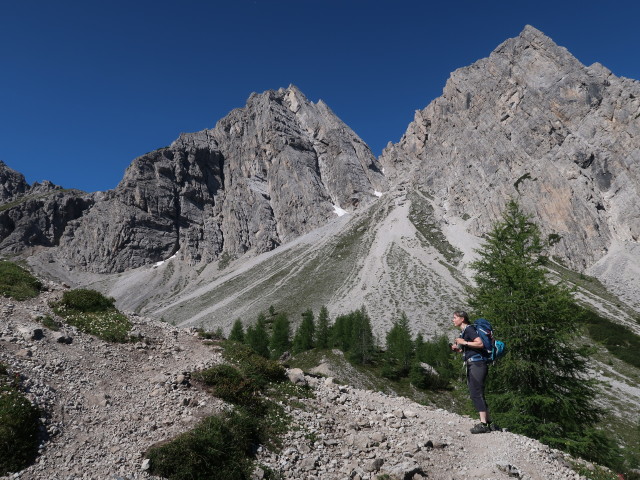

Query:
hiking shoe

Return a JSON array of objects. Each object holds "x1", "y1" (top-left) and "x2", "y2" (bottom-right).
[
  {"x1": 470, "y1": 422, "x2": 492, "y2": 434},
  {"x1": 489, "y1": 422, "x2": 502, "y2": 432}
]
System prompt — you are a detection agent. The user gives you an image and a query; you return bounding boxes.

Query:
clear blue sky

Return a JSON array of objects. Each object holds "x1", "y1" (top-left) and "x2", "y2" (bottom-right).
[{"x1": 2, "y1": 0, "x2": 639, "y2": 192}]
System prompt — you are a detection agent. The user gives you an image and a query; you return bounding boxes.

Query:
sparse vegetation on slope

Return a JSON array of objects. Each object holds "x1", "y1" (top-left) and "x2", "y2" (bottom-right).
[
  {"x1": 146, "y1": 409, "x2": 260, "y2": 480},
  {"x1": 51, "y1": 288, "x2": 132, "y2": 342},
  {"x1": 407, "y1": 190, "x2": 462, "y2": 265},
  {"x1": 580, "y1": 306, "x2": 640, "y2": 369},
  {"x1": 0, "y1": 260, "x2": 41, "y2": 300},
  {"x1": 146, "y1": 341, "x2": 297, "y2": 479},
  {"x1": 0, "y1": 188, "x2": 73, "y2": 213}
]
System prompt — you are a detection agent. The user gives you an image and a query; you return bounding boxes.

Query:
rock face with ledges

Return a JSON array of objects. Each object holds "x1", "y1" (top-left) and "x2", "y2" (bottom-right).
[
  {"x1": 380, "y1": 25, "x2": 640, "y2": 271},
  {"x1": 0, "y1": 162, "x2": 94, "y2": 254},
  {"x1": 54, "y1": 85, "x2": 386, "y2": 272},
  {"x1": 0, "y1": 161, "x2": 29, "y2": 202}
]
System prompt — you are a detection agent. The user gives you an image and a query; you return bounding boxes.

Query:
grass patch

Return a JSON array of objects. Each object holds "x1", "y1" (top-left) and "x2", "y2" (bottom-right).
[
  {"x1": 221, "y1": 341, "x2": 287, "y2": 387},
  {"x1": 218, "y1": 251, "x2": 235, "y2": 270},
  {"x1": 0, "y1": 188, "x2": 75, "y2": 213},
  {"x1": 580, "y1": 307, "x2": 640, "y2": 369},
  {"x1": 193, "y1": 364, "x2": 262, "y2": 410},
  {"x1": 37, "y1": 315, "x2": 60, "y2": 331},
  {"x1": 0, "y1": 260, "x2": 42, "y2": 300},
  {"x1": 288, "y1": 346, "x2": 460, "y2": 410},
  {"x1": 51, "y1": 289, "x2": 132, "y2": 342},
  {"x1": 146, "y1": 409, "x2": 260, "y2": 480},
  {"x1": 547, "y1": 259, "x2": 638, "y2": 319},
  {"x1": 596, "y1": 405, "x2": 640, "y2": 477},
  {"x1": 407, "y1": 190, "x2": 462, "y2": 265},
  {"x1": 0, "y1": 364, "x2": 40, "y2": 476},
  {"x1": 570, "y1": 461, "x2": 621, "y2": 480}
]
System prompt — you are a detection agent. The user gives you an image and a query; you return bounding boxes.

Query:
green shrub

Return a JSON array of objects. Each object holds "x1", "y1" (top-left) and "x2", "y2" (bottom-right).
[
  {"x1": 196, "y1": 328, "x2": 225, "y2": 340},
  {"x1": 222, "y1": 342, "x2": 286, "y2": 387},
  {"x1": 0, "y1": 367, "x2": 40, "y2": 475},
  {"x1": 0, "y1": 261, "x2": 41, "y2": 300},
  {"x1": 193, "y1": 365, "x2": 260, "y2": 409},
  {"x1": 58, "y1": 289, "x2": 115, "y2": 312},
  {"x1": 52, "y1": 289, "x2": 131, "y2": 342},
  {"x1": 148, "y1": 338, "x2": 306, "y2": 480},
  {"x1": 37, "y1": 315, "x2": 60, "y2": 331},
  {"x1": 146, "y1": 409, "x2": 259, "y2": 480},
  {"x1": 408, "y1": 362, "x2": 450, "y2": 390}
]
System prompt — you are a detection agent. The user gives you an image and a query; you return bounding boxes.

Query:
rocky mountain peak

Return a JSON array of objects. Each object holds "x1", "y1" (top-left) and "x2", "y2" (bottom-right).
[
  {"x1": 34, "y1": 85, "x2": 386, "y2": 273},
  {"x1": 0, "y1": 160, "x2": 29, "y2": 203},
  {"x1": 380, "y1": 25, "x2": 640, "y2": 274},
  {"x1": 511, "y1": 24, "x2": 567, "y2": 52}
]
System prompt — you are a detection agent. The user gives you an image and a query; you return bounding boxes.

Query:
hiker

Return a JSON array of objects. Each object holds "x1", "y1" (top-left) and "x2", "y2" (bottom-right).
[{"x1": 450, "y1": 310, "x2": 494, "y2": 434}]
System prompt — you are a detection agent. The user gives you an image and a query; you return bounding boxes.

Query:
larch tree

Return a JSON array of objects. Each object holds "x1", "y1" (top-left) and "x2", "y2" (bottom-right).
[
  {"x1": 229, "y1": 319, "x2": 245, "y2": 343},
  {"x1": 383, "y1": 312, "x2": 414, "y2": 378},
  {"x1": 245, "y1": 313, "x2": 270, "y2": 358},
  {"x1": 269, "y1": 313, "x2": 291, "y2": 359},
  {"x1": 292, "y1": 309, "x2": 315, "y2": 353},
  {"x1": 315, "y1": 306, "x2": 331, "y2": 349},
  {"x1": 469, "y1": 200, "x2": 614, "y2": 463}
]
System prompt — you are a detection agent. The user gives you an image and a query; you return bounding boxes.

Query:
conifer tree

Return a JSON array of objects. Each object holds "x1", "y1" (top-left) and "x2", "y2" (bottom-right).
[
  {"x1": 414, "y1": 332, "x2": 425, "y2": 358},
  {"x1": 269, "y1": 313, "x2": 291, "y2": 359},
  {"x1": 469, "y1": 200, "x2": 610, "y2": 461},
  {"x1": 383, "y1": 312, "x2": 414, "y2": 378},
  {"x1": 413, "y1": 334, "x2": 456, "y2": 384},
  {"x1": 229, "y1": 319, "x2": 245, "y2": 343},
  {"x1": 292, "y1": 309, "x2": 315, "y2": 353},
  {"x1": 245, "y1": 313, "x2": 269, "y2": 358},
  {"x1": 349, "y1": 307, "x2": 375, "y2": 365},
  {"x1": 330, "y1": 313, "x2": 353, "y2": 351},
  {"x1": 315, "y1": 305, "x2": 331, "y2": 349},
  {"x1": 214, "y1": 327, "x2": 225, "y2": 340}
]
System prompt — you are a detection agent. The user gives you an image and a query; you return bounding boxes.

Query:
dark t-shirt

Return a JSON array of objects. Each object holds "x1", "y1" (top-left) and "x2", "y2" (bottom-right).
[{"x1": 461, "y1": 324, "x2": 484, "y2": 361}]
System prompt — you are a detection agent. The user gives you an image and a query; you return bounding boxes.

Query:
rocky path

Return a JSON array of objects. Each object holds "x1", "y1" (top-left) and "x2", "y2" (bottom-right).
[
  {"x1": 256, "y1": 374, "x2": 584, "y2": 480},
  {"x1": 1, "y1": 284, "x2": 222, "y2": 479},
  {"x1": 1, "y1": 286, "x2": 589, "y2": 479}
]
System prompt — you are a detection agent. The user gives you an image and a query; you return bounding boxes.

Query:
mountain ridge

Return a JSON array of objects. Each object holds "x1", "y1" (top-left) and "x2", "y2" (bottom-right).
[
  {"x1": 2, "y1": 25, "x2": 640, "y2": 315},
  {"x1": 2, "y1": 25, "x2": 640, "y2": 478}
]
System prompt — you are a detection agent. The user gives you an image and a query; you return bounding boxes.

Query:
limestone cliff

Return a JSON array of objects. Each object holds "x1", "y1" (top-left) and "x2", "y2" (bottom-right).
[
  {"x1": 380, "y1": 25, "x2": 640, "y2": 271},
  {"x1": 54, "y1": 86, "x2": 385, "y2": 272},
  {"x1": 0, "y1": 162, "x2": 94, "y2": 254}
]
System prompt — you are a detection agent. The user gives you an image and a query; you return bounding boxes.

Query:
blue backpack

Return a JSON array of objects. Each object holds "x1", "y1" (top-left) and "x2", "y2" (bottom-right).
[{"x1": 472, "y1": 318, "x2": 506, "y2": 363}]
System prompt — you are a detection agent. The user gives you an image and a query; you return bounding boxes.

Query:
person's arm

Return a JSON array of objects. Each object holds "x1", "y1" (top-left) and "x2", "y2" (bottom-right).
[{"x1": 454, "y1": 336, "x2": 483, "y2": 349}]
